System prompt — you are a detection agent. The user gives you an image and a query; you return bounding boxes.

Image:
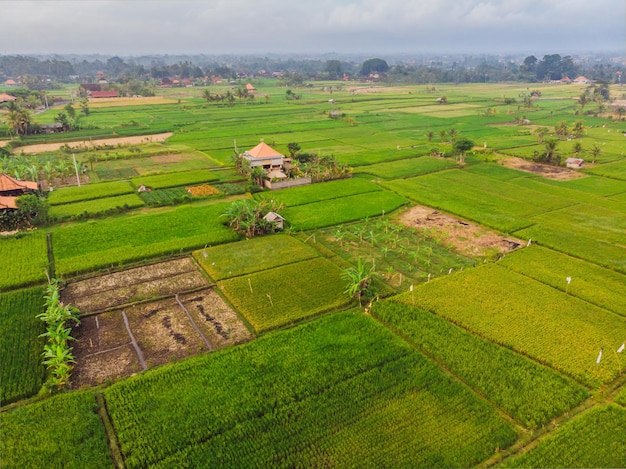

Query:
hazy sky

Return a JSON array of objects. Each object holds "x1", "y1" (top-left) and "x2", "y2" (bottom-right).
[{"x1": 1, "y1": 0, "x2": 624, "y2": 56}]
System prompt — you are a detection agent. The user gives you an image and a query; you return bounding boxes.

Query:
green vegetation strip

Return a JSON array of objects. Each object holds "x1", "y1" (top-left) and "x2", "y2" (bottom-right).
[
  {"x1": 502, "y1": 404, "x2": 626, "y2": 468},
  {"x1": 105, "y1": 312, "x2": 516, "y2": 468},
  {"x1": 499, "y1": 246, "x2": 626, "y2": 317},
  {"x1": 393, "y1": 264, "x2": 626, "y2": 388},
  {"x1": 218, "y1": 257, "x2": 349, "y2": 332},
  {"x1": 282, "y1": 190, "x2": 408, "y2": 231},
  {"x1": 266, "y1": 178, "x2": 382, "y2": 207},
  {"x1": 0, "y1": 232, "x2": 47, "y2": 291},
  {"x1": 372, "y1": 301, "x2": 588, "y2": 428},
  {"x1": 53, "y1": 202, "x2": 239, "y2": 276},
  {"x1": 193, "y1": 234, "x2": 319, "y2": 281},
  {"x1": 0, "y1": 287, "x2": 45, "y2": 404},
  {"x1": 49, "y1": 193, "x2": 145, "y2": 220},
  {"x1": 47, "y1": 181, "x2": 134, "y2": 205},
  {"x1": 0, "y1": 391, "x2": 113, "y2": 469},
  {"x1": 353, "y1": 156, "x2": 457, "y2": 179},
  {"x1": 130, "y1": 169, "x2": 218, "y2": 190}
]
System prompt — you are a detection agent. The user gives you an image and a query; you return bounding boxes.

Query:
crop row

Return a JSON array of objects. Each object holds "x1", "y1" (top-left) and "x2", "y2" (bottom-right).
[
  {"x1": 352, "y1": 155, "x2": 457, "y2": 179},
  {"x1": 372, "y1": 300, "x2": 588, "y2": 428},
  {"x1": 502, "y1": 404, "x2": 626, "y2": 468},
  {"x1": 49, "y1": 193, "x2": 145, "y2": 220},
  {"x1": 265, "y1": 177, "x2": 382, "y2": 207},
  {"x1": 153, "y1": 354, "x2": 516, "y2": 469},
  {"x1": 130, "y1": 169, "x2": 219, "y2": 190},
  {"x1": 103, "y1": 312, "x2": 514, "y2": 468},
  {"x1": 52, "y1": 202, "x2": 239, "y2": 276},
  {"x1": 193, "y1": 234, "x2": 319, "y2": 281},
  {"x1": 394, "y1": 264, "x2": 626, "y2": 388},
  {"x1": 0, "y1": 391, "x2": 112, "y2": 468},
  {"x1": 0, "y1": 232, "x2": 48, "y2": 291},
  {"x1": 282, "y1": 190, "x2": 408, "y2": 231},
  {"x1": 499, "y1": 245, "x2": 626, "y2": 317},
  {"x1": 0, "y1": 287, "x2": 46, "y2": 404},
  {"x1": 47, "y1": 180, "x2": 135, "y2": 205},
  {"x1": 218, "y1": 257, "x2": 349, "y2": 332}
]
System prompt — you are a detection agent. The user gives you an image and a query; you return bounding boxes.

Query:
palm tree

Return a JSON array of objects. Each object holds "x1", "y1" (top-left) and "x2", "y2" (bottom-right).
[
  {"x1": 572, "y1": 120, "x2": 584, "y2": 138},
  {"x1": 425, "y1": 131, "x2": 434, "y2": 142},
  {"x1": 448, "y1": 128, "x2": 458, "y2": 142},
  {"x1": 590, "y1": 144, "x2": 601, "y2": 164},
  {"x1": 342, "y1": 258, "x2": 378, "y2": 307},
  {"x1": 573, "y1": 142, "x2": 583, "y2": 157},
  {"x1": 534, "y1": 127, "x2": 550, "y2": 144}
]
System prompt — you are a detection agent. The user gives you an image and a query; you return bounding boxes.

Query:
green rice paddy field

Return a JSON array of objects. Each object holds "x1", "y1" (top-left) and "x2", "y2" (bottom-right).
[{"x1": 1, "y1": 81, "x2": 625, "y2": 468}]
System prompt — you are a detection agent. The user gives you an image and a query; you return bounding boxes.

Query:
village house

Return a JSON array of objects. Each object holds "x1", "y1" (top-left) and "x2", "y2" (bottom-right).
[
  {"x1": 0, "y1": 93, "x2": 17, "y2": 103},
  {"x1": 241, "y1": 142, "x2": 285, "y2": 171},
  {"x1": 0, "y1": 174, "x2": 39, "y2": 210}
]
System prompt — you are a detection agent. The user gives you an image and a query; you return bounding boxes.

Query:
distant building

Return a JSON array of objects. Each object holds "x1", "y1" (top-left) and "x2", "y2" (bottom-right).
[
  {"x1": 4, "y1": 79, "x2": 17, "y2": 86},
  {"x1": 246, "y1": 83, "x2": 256, "y2": 94},
  {"x1": 263, "y1": 211, "x2": 285, "y2": 230},
  {"x1": 0, "y1": 93, "x2": 17, "y2": 103},
  {"x1": 91, "y1": 91, "x2": 120, "y2": 99}
]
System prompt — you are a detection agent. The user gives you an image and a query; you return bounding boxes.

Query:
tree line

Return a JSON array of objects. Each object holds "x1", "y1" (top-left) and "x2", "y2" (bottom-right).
[{"x1": 1, "y1": 53, "x2": 622, "y2": 86}]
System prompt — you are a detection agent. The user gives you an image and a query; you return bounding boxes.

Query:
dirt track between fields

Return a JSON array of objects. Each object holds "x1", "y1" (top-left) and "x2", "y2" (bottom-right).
[{"x1": 15, "y1": 132, "x2": 173, "y2": 154}]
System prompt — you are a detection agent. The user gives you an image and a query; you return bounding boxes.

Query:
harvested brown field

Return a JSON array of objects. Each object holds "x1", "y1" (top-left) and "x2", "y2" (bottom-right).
[
  {"x1": 398, "y1": 206, "x2": 523, "y2": 257},
  {"x1": 86, "y1": 96, "x2": 179, "y2": 108},
  {"x1": 502, "y1": 157, "x2": 586, "y2": 181},
  {"x1": 68, "y1": 257, "x2": 253, "y2": 388}
]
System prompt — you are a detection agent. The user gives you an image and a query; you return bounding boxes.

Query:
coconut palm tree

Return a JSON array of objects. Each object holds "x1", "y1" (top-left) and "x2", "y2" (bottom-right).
[
  {"x1": 590, "y1": 144, "x2": 601, "y2": 164},
  {"x1": 342, "y1": 258, "x2": 378, "y2": 307}
]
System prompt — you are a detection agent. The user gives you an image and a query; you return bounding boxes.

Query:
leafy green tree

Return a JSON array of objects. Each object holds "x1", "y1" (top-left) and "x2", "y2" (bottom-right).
[
  {"x1": 325, "y1": 60, "x2": 343, "y2": 80},
  {"x1": 287, "y1": 142, "x2": 301, "y2": 158},
  {"x1": 453, "y1": 137, "x2": 474, "y2": 163},
  {"x1": 359, "y1": 58, "x2": 389, "y2": 76},
  {"x1": 16, "y1": 194, "x2": 49, "y2": 226}
]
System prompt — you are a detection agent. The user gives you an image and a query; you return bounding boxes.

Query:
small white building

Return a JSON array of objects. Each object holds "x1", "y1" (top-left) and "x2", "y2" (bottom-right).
[
  {"x1": 566, "y1": 158, "x2": 584, "y2": 169},
  {"x1": 263, "y1": 211, "x2": 285, "y2": 230}
]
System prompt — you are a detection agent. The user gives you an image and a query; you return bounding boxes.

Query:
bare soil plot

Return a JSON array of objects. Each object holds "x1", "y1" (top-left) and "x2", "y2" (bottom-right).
[
  {"x1": 180, "y1": 290, "x2": 253, "y2": 348},
  {"x1": 124, "y1": 297, "x2": 208, "y2": 368},
  {"x1": 16, "y1": 132, "x2": 173, "y2": 154},
  {"x1": 71, "y1": 311, "x2": 142, "y2": 388},
  {"x1": 63, "y1": 257, "x2": 209, "y2": 313},
  {"x1": 502, "y1": 157, "x2": 586, "y2": 181},
  {"x1": 67, "y1": 257, "x2": 252, "y2": 388},
  {"x1": 86, "y1": 96, "x2": 179, "y2": 108},
  {"x1": 398, "y1": 206, "x2": 522, "y2": 257}
]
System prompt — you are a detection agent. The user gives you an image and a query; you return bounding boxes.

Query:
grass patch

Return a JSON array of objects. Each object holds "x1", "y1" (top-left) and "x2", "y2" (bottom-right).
[
  {"x1": 394, "y1": 264, "x2": 626, "y2": 387},
  {"x1": 282, "y1": 190, "x2": 408, "y2": 231},
  {"x1": 218, "y1": 257, "x2": 349, "y2": 332},
  {"x1": 47, "y1": 181, "x2": 135, "y2": 205},
  {"x1": 104, "y1": 312, "x2": 516, "y2": 468},
  {"x1": 193, "y1": 234, "x2": 319, "y2": 281},
  {"x1": 0, "y1": 391, "x2": 113, "y2": 468},
  {"x1": 0, "y1": 286, "x2": 46, "y2": 404},
  {"x1": 373, "y1": 300, "x2": 588, "y2": 428},
  {"x1": 49, "y1": 193, "x2": 145, "y2": 220}
]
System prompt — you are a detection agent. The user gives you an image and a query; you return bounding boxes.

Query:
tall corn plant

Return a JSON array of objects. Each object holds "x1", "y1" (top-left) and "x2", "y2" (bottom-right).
[{"x1": 37, "y1": 280, "x2": 80, "y2": 390}]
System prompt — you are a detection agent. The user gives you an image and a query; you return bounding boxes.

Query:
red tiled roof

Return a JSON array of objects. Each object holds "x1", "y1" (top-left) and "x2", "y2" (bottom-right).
[
  {"x1": 245, "y1": 142, "x2": 284, "y2": 159},
  {"x1": 0, "y1": 93, "x2": 17, "y2": 102},
  {"x1": 91, "y1": 91, "x2": 120, "y2": 98},
  {"x1": 0, "y1": 196, "x2": 18, "y2": 209},
  {"x1": 0, "y1": 174, "x2": 38, "y2": 192}
]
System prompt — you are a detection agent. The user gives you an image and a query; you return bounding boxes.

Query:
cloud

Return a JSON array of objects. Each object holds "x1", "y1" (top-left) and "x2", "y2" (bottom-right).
[{"x1": 0, "y1": 0, "x2": 623, "y2": 55}]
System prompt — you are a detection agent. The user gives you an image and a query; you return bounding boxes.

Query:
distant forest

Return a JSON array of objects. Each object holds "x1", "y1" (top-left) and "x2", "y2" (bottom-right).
[{"x1": 0, "y1": 52, "x2": 623, "y2": 88}]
